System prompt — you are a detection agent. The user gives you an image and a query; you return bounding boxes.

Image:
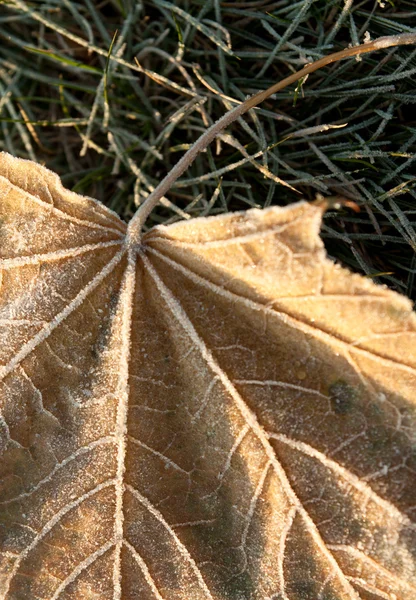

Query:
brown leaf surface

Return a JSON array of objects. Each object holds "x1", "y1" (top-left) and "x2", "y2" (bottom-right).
[{"x1": 0, "y1": 152, "x2": 415, "y2": 600}]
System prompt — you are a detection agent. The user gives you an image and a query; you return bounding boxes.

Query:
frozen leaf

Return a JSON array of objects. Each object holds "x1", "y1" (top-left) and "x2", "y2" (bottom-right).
[{"x1": 0, "y1": 152, "x2": 415, "y2": 600}]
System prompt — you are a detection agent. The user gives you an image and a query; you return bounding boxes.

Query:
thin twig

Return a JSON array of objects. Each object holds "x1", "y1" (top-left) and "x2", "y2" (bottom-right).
[{"x1": 127, "y1": 33, "x2": 416, "y2": 244}]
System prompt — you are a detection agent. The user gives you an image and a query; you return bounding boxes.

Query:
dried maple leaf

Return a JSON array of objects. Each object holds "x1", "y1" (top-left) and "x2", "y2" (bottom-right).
[
  {"x1": 1, "y1": 34, "x2": 416, "y2": 600},
  {"x1": 0, "y1": 151, "x2": 415, "y2": 600}
]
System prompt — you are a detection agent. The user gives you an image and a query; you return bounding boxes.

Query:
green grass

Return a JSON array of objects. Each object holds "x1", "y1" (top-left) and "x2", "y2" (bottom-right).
[{"x1": 1, "y1": 0, "x2": 416, "y2": 299}]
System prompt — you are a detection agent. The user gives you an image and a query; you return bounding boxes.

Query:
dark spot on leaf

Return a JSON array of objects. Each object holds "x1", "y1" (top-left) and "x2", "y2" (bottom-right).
[
  {"x1": 367, "y1": 426, "x2": 389, "y2": 451},
  {"x1": 329, "y1": 380, "x2": 357, "y2": 415},
  {"x1": 224, "y1": 571, "x2": 255, "y2": 599},
  {"x1": 292, "y1": 579, "x2": 318, "y2": 597}
]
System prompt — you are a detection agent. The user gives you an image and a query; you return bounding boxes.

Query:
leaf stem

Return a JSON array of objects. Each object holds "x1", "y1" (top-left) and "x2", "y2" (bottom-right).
[{"x1": 127, "y1": 33, "x2": 416, "y2": 245}]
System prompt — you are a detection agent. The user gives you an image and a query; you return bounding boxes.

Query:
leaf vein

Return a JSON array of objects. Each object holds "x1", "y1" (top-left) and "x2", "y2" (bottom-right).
[
  {"x1": 0, "y1": 436, "x2": 116, "y2": 506},
  {"x1": 0, "y1": 240, "x2": 123, "y2": 270},
  {"x1": 123, "y1": 540, "x2": 166, "y2": 600},
  {"x1": 50, "y1": 540, "x2": 115, "y2": 600},
  {"x1": 3, "y1": 479, "x2": 116, "y2": 597},
  {"x1": 125, "y1": 484, "x2": 214, "y2": 599},
  {"x1": 142, "y1": 253, "x2": 359, "y2": 598},
  {"x1": 148, "y1": 246, "x2": 416, "y2": 373},
  {"x1": 0, "y1": 248, "x2": 125, "y2": 382},
  {"x1": 112, "y1": 250, "x2": 137, "y2": 600}
]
